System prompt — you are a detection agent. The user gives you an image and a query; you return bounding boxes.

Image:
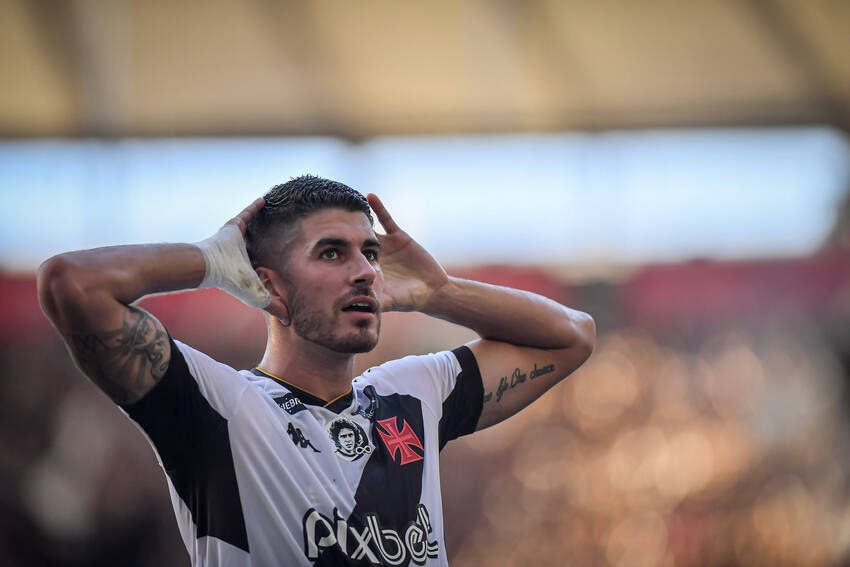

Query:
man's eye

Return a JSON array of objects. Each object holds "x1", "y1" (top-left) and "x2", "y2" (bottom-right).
[
  {"x1": 321, "y1": 249, "x2": 339, "y2": 260},
  {"x1": 364, "y1": 249, "x2": 379, "y2": 261}
]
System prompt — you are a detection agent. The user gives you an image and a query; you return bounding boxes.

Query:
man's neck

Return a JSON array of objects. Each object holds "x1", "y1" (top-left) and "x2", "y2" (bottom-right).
[{"x1": 258, "y1": 324, "x2": 356, "y2": 402}]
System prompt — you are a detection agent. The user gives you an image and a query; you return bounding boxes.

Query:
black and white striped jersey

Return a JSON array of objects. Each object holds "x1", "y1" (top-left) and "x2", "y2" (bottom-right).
[{"x1": 121, "y1": 335, "x2": 483, "y2": 566}]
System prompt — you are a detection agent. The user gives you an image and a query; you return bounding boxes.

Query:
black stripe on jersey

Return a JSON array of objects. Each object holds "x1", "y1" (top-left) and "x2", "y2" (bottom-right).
[
  {"x1": 315, "y1": 393, "x2": 426, "y2": 567},
  {"x1": 122, "y1": 337, "x2": 250, "y2": 553},
  {"x1": 439, "y1": 346, "x2": 485, "y2": 450}
]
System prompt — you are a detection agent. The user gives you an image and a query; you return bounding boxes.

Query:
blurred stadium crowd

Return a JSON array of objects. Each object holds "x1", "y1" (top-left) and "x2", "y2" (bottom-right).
[{"x1": 2, "y1": 250, "x2": 850, "y2": 566}]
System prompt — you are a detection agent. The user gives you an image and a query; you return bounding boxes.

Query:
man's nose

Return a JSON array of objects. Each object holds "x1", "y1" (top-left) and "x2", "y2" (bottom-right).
[{"x1": 349, "y1": 252, "x2": 377, "y2": 286}]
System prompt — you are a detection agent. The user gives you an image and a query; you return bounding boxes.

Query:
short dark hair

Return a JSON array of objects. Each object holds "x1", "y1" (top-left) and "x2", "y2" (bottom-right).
[
  {"x1": 329, "y1": 418, "x2": 357, "y2": 440},
  {"x1": 246, "y1": 175, "x2": 372, "y2": 269}
]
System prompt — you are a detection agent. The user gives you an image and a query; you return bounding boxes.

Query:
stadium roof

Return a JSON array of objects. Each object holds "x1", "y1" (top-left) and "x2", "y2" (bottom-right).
[{"x1": 2, "y1": 0, "x2": 849, "y2": 138}]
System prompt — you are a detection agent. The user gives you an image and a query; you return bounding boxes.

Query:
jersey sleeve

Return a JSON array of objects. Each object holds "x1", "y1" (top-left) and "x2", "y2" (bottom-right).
[
  {"x1": 364, "y1": 345, "x2": 484, "y2": 450},
  {"x1": 439, "y1": 346, "x2": 484, "y2": 449},
  {"x1": 118, "y1": 335, "x2": 251, "y2": 552},
  {"x1": 120, "y1": 335, "x2": 248, "y2": 424}
]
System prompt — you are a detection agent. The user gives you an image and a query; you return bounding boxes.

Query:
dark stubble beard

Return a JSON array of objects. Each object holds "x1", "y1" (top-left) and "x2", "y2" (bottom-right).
[{"x1": 289, "y1": 292, "x2": 380, "y2": 354}]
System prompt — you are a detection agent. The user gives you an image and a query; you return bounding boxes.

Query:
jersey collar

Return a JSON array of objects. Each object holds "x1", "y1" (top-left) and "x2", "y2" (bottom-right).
[{"x1": 251, "y1": 368, "x2": 354, "y2": 414}]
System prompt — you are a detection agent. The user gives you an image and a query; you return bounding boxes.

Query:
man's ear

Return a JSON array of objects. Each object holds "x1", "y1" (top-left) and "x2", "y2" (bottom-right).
[{"x1": 256, "y1": 266, "x2": 291, "y2": 326}]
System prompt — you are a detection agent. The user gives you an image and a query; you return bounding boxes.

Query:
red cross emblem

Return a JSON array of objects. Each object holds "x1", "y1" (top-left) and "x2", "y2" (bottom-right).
[{"x1": 375, "y1": 417, "x2": 424, "y2": 465}]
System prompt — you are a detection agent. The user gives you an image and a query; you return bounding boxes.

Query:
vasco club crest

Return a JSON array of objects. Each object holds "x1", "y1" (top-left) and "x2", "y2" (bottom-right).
[{"x1": 326, "y1": 417, "x2": 372, "y2": 462}]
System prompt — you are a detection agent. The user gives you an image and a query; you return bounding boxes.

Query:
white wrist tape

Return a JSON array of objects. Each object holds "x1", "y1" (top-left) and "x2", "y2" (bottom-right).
[{"x1": 195, "y1": 224, "x2": 271, "y2": 309}]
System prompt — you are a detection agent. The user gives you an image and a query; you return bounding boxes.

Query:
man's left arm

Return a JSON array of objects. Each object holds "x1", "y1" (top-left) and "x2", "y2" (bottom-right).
[
  {"x1": 366, "y1": 193, "x2": 595, "y2": 431},
  {"x1": 422, "y1": 276, "x2": 595, "y2": 430}
]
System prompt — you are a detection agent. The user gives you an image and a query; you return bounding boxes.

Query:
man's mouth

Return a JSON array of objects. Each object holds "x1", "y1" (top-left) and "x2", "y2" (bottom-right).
[{"x1": 341, "y1": 296, "x2": 378, "y2": 314}]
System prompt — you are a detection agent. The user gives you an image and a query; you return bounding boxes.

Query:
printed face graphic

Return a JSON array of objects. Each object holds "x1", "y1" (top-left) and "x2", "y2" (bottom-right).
[
  {"x1": 326, "y1": 417, "x2": 372, "y2": 462},
  {"x1": 338, "y1": 428, "x2": 356, "y2": 453}
]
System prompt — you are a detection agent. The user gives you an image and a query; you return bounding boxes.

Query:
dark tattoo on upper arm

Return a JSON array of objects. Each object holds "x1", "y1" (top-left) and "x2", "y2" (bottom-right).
[
  {"x1": 482, "y1": 361, "x2": 556, "y2": 405},
  {"x1": 70, "y1": 307, "x2": 170, "y2": 405}
]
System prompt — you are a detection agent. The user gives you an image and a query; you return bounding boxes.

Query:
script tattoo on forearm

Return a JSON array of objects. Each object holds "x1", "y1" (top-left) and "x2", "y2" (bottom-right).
[
  {"x1": 70, "y1": 307, "x2": 169, "y2": 404},
  {"x1": 482, "y1": 361, "x2": 555, "y2": 405}
]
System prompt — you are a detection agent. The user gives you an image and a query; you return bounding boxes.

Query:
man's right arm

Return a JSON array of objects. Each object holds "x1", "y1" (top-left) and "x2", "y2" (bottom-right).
[
  {"x1": 37, "y1": 243, "x2": 205, "y2": 405},
  {"x1": 36, "y1": 196, "x2": 278, "y2": 406}
]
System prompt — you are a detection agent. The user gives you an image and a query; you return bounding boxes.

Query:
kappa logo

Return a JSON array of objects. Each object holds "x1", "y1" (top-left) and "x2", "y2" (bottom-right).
[
  {"x1": 287, "y1": 422, "x2": 320, "y2": 453},
  {"x1": 326, "y1": 417, "x2": 373, "y2": 462},
  {"x1": 302, "y1": 504, "x2": 439, "y2": 566},
  {"x1": 376, "y1": 417, "x2": 424, "y2": 466}
]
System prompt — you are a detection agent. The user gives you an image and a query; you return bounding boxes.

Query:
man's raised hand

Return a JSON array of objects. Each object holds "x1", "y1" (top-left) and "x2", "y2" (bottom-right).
[
  {"x1": 366, "y1": 194, "x2": 448, "y2": 313},
  {"x1": 196, "y1": 198, "x2": 290, "y2": 324}
]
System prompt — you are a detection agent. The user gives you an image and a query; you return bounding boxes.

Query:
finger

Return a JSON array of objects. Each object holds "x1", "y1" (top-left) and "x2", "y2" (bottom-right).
[
  {"x1": 231, "y1": 197, "x2": 266, "y2": 235},
  {"x1": 367, "y1": 193, "x2": 400, "y2": 234},
  {"x1": 265, "y1": 298, "x2": 290, "y2": 326}
]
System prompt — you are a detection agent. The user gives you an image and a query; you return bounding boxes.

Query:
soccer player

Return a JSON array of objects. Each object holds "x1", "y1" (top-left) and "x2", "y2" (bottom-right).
[{"x1": 37, "y1": 176, "x2": 595, "y2": 566}]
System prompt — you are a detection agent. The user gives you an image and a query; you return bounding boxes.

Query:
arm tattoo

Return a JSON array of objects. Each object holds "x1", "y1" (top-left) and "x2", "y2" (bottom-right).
[
  {"x1": 70, "y1": 307, "x2": 169, "y2": 404},
  {"x1": 482, "y1": 361, "x2": 556, "y2": 405}
]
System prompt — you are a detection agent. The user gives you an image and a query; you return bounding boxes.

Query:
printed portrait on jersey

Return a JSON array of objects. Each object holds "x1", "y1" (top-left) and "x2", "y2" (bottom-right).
[{"x1": 326, "y1": 417, "x2": 372, "y2": 462}]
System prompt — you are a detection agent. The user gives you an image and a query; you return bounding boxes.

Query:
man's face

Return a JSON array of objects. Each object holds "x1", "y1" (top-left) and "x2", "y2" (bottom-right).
[
  {"x1": 339, "y1": 428, "x2": 356, "y2": 452},
  {"x1": 280, "y1": 208, "x2": 383, "y2": 354}
]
